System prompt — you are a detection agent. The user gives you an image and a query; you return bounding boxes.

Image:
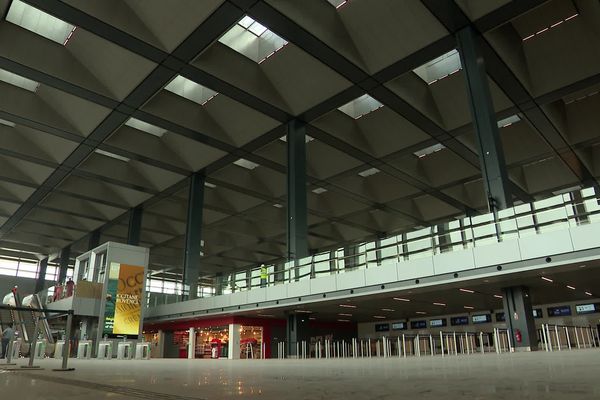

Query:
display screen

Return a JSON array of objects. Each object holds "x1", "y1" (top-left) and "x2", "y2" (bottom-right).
[
  {"x1": 495, "y1": 312, "x2": 506, "y2": 322},
  {"x1": 103, "y1": 262, "x2": 144, "y2": 337},
  {"x1": 410, "y1": 320, "x2": 427, "y2": 329},
  {"x1": 532, "y1": 308, "x2": 543, "y2": 319},
  {"x1": 391, "y1": 322, "x2": 407, "y2": 331},
  {"x1": 547, "y1": 306, "x2": 572, "y2": 317},
  {"x1": 375, "y1": 323, "x2": 390, "y2": 332},
  {"x1": 576, "y1": 304, "x2": 599, "y2": 314},
  {"x1": 429, "y1": 319, "x2": 447, "y2": 327},
  {"x1": 472, "y1": 314, "x2": 491, "y2": 324},
  {"x1": 450, "y1": 316, "x2": 469, "y2": 326}
]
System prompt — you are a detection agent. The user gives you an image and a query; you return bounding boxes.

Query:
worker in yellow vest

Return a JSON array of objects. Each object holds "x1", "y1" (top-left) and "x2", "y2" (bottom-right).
[{"x1": 260, "y1": 264, "x2": 268, "y2": 288}]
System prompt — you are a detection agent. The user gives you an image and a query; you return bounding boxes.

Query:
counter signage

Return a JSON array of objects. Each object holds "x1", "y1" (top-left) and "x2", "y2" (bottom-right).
[
  {"x1": 547, "y1": 306, "x2": 572, "y2": 317},
  {"x1": 391, "y1": 322, "x2": 407, "y2": 331},
  {"x1": 532, "y1": 308, "x2": 543, "y2": 319},
  {"x1": 375, "y1": 323, "x2": 390, "y2": 332},
  {"x1": 575, "y1": 303, "x2": 599, "y2": 314},
  {"x1": 450, "y1": 316, "x2": 469, "y2": 326},
  {"x1": 410, "y1": 320, "x2": 427, "y2": 329},
  {"x1": 495, "y1": 312, "x2": 506, "y2": 322},
  {"x1": 429, "y1": 319, "x2": 447, "y2": 327},
  {"x1": 472, "y1": 314, "x2": 491, "y2": 324},
  {"x1": 103, "y1": 262, "x2": 144, "y2": 336}
]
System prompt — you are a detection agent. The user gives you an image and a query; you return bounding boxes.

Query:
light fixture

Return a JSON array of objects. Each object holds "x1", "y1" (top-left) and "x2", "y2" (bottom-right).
[
  {"x1": 337, "y1": 319, "x2": 350, "y2": 322},
  {"x1": 338, "y1": 313, "x2": 352, "y2": 317},
  {"x1": 358, "y1": 167, "x2": 380, "y2": 178},
  {"x1": 393, "y1": 297, "x2": 410, "y2": 302},
  {"x1": 585, "y1": 292, "x2": 593, "y2": 296},
  {"x1": 280, "y1": 135, "x2": 314, "y2": 143},
  {"x1": 413, "y1": 49, "x2": 461, "y2": 85},
  {"x1": 312, "y1": 187, "x2": 327, "y2": 194},
  {"x1": 497, "y1": 114, "x2": 521, "y2": 128},
  {"x1": 233, "y1": 158, "x2": 259, "y2": 170},
  {"x1": 0, "y1": 118, "x2": 16, "y2": 127},
  {"x1": 338, "y1": 94, "x2": 384, "y2": 119},
  {"x1": 459, "y1": 288, "x2": 474, "y2": 294},
  {"x1": 493, "y1": 295, "x2": 503, "y2": 299},
  {"x1": 415, "y1": 311, "x2": 426, "y2": 315},
  {"x1": 381, "y1": 308, "x2": 395, "y2": 312},
  {"x1": 294, "y1": 310, "x2": 312, "y2": 314},
  {"x1": 464, "y1": 306, "x2": 474, "y2": 310},
  {"x1": 204, "y1": 182, "x2": 216, "y2": 189},
  {"x1": 566, "y1": 285, "x2": 576, "y2": 290},
  {"x1": 273, "y1": 204, "x2": 283, "y2": 209},
  {"x1": 125, "y1": 117, "x2": 167, "y2": 138},
  {"x1": 433, "y1": 302, "x2": 446, "y2": 306},
  {"x1": 522, "y1": 13, "x2": 578, "y2": 41},
  {"x1": 414, "y1": 143, "x2": 445, "y2": 158},
  {"x1": 94, "y1": 149, "x2": 130, "y2": 162},
  {"x1": 339, "y1": 304, "x2": 356, "y2": 308},
  {"x1": 327, "y1": 0, "x2": 348, "y2": 8},
  {"x1": 373, "y1": 316, "x2": 386, "y2": 319},
  {"x1": 541, "y1": 277, "x2": 553, "y2": 283},
  {"x1": 219, "y1": 15, "x2": 288, "y2": 63}
]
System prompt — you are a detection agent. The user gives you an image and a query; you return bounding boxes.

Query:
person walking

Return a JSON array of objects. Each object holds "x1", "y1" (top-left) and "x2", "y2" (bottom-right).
[{"x1": 1, "y1": 324, "x2": 15, "y2": 358}]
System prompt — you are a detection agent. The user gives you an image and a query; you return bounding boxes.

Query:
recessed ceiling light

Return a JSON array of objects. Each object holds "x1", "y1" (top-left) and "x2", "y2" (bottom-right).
[
  {"x1": 541, "y1": 277, "x2": 553, "y2": 283},
  {"x1": 312, "y1": 187, "x2": 328, "y2": 194},
  {"x1": 204, "y1": 182, "x2": 216, "y2": 189},
  {"x1": 493, "y1": 295, "x2": 503, "y2": 299},
  {"x1": 337, "y1": 319, "x2": 350, "y2": 322},
  {"x1": 94, "y1": 149, "x2": 130, "y2": 162},
  {"x1": 433, "y1": 302, "x2": 446, "y2": 306},
  {"x1": 566, "y1": 285, "x2": 576, "y2": 290},
  {"x1": 373, "y1": 316, "x2": 386, "y2": 319},
  {"x1": 585, "y1": 292, "x2": 593, "y2": 296},
  {"x1": 273, "y1": 203, "x2": 283, "y2": 209},
  {"x1": 339, "y1": 304, "x2": 356, "y2": 308},
  {"x1": 459, "y1": 288, "x2": 474, "y2": 294},
  {"x1": 358, "y1": 167, "x2": 380, "y2": 178},
  {"x1": 464, "y1": 306, "x2": 474, "y2": 310},
  {"x1": 233, "y1": 158, "x2": 259, "y2": 170},
  {"x1": 393, "y1": 297, "x2": 410, "y2": 302},
  {"x1": 338, "y1": 313, "x2": 352, "y2": 317},
  {"x1": 413, "y1": 49, "x2": 461, "y2": 84},
  {"x1": 125, "y1": 117, "x2": 167, "y2": 138},
  {"x1": 415, "y1": 311, "x2": 426, "y2": 315},
  {"x1": 381, "y1": 308, "x2": 395, "y2": 312},
  {"x1": 6, "y1": 0, "x2": 76, "y2": 45},
  {"x1": 0, "y1": 68, "x2": 39, "y2": 92},
  {"x1": 0, "y1": 118, "x2": 16, "y2": 127},
  {"x1": 294, "y1": 310, "x2": 312, "y2": 314}
]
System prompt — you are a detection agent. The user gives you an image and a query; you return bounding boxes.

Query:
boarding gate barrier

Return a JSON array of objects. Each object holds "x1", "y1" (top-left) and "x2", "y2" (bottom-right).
[{"x1": 540, "y1": 324, "x2": 599, "y2": 352}]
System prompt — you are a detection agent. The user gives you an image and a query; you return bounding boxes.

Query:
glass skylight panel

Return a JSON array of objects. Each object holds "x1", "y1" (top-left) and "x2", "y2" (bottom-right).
[
  {"x1": 327, "y1": 0, "x2": 348, "y2": 8},
  {"x1": 218, "y1": 16, "x2": 288, "y2": 63},
  {"x1": 413, "y1": 49, "x2": 462, "y2": 84},
  {"x1": 165, "y1": 75, "x2": 218, "y2": 105},
  {"x1": 497, "y1": 114, "x2": 521, "y2": 128},
  {"x1": 338, "y1": 94, "x2": 384, "y2": 119},
  {"x1": 204, "y1": 182, "x2": 217, "y2": 189},
  {"x1": 312, "y1": 187, "x2": 328, "y2": 194},
  {"x1": 358, "y1": 167, "x2": 380, "y2": 178},
  {"x1": 6, "y1": 0, "x2": 76, "y2": 45},
  {"x1": 125, "y1": 117, "x2": 167, "y2": 138},
  {"x1": 233, "y1": 158, "x2": 259, "y2": 170},
  {"x1": 0, "y1": 118, "x2": 16, "y2": 127},
  {"x1": 95, "y1": 149, "x2": 130, "y2": 162},
  {"x1": 0, "y1": 68, "x2": 39, "y2": 92},
  {"x1": 414, "y1": 143, "x2": 445, "y2": 158}
]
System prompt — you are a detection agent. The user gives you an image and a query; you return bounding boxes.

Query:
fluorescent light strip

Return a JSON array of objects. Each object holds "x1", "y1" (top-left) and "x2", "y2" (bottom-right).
[
  {"x1": 312, "y1": 187, "x2": 327, "y2": 194},
  {"x1": 566, "y1": 285, "x2": 576, "y2": 290},
  {"x1": 204, "y1": 182, "x2": 216, "y2": 189},
  {"x1": 464, "y1": 306, "x2": 474, "y2": 310},
  {"x1": 393, "y1": 298, "x2": 410, "y2": 302},
  {"x1": 522, "y1": 14, "x2": 578, "y2": 42},
  {"x1": 294, "y1": 310, "x2": 312, "y2": 314},
  {"x1": 339, "y1": 304, "x2": 356, "y2": 308},
  {"x1": 381, "y1": 308, "x2": 395, "y2": 312},
  {"x1": 373, "y1": 316, "x2": 386, "y2": 319},
  {"x1": 433, "y1": 302, "x2": 446, "y2": 306},
  {"x1": 273, "y1": 203, "x2": 283, "y2": 209},
  {"x1": 125, "y1": 117, "x2": 166, "y2": 138},
  {"x1": 459, "y1": 288, "x2": 474, "y2": 294},
  {"x1": 415, "y1": 311, "x2": 426, "y2": 315},
  {"x1": 494, "y1": 295, "x2": 503, "y2": 299},
  {"x1": 338, "y1": 313, "x2": 352, "y2": 317},
  {"x1": 541, "y1": 276, "x2": 553, "y2": 283},
  {"x1": 233, "y1": 158, "x2": 259, "y2": 170},
  {"x1": 337, "y1": 319, "x2": 350, "y2": 322},
  {"x1": 358, "y1": 167, "x2": 380, "y2": 177},
  {"x1": 0, "y1": 118, "x2": 16, "y2": 127},
  {"x1": 585, "y1": 292, "x2": 593, "y2": 296}
]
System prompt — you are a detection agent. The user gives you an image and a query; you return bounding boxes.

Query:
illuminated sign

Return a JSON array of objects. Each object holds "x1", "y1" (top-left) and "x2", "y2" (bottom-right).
[
  {"x1": 429, "y1": 319, "x2": 446, "y2": 327},
  {"x1": 547, "y1": 306, "x2": 571, "y2": 317},
  {"x1": 103, "y1": 263, "x2": 144, "y2": 336},
  {"x1": 410, "y1": 320, "x2": 427, "y2": 329},
  {"x1": 391, "y1": 322, "x2": 407, "y2": 330},
  {"x1": 472, "y1": 314, "x2": 491, "y2": 324},
  {"x1": 576, "y1": 304, "x2": 598, "y2": 314},
  {"x1": 532, "y1": 308, "x2": 543, "y2": 318},
  {"x1": 450, "y1": 316, "x2": 469, "y2": 326},
  {"x1": 375, "y1": 323, "x2": 390, "y2": 332}
]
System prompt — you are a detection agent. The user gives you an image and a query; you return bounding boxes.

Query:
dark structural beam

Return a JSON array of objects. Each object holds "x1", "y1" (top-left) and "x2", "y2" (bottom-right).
[
  {"x1": 457, "y1": 26, "x2": 512, "y2": 211},
  {"x1": 127, "y1": 206, "x2": 143, "y2": 246},
  {"x1": 34, "y1": 257, "x2": 48, "y2": 294},
  {"x1": 57, "y1": 246, "x2": 70, "y2": 284},
  {"x1": 287, "y1": 120, "x2": 309, "y2": 261},
  {"x1": 88, "y1": 229, "x2": 101, "y2": 250},
  {"x1": 183, "y1": 173, "x2": 205, "y2": 300}
]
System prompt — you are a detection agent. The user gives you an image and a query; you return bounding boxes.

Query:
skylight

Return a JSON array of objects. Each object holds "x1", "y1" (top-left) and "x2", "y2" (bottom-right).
[
  {"x1": 218, "y1": 16, "x2": 288, "y2": 63},
  {"x1": 413, "y1": 49, "x2": 462, "y2": 85},
  {"x1": 338, "y1": 94, "x2": 383, "y2": 119},
  {"x1": 414, "y1": 143, "x2": 445, "y2": 158},
  {"x1": 327, "y1": 0, "x2": 349, "y2": 9},
  {"x1": 165, "y1": 75, "x2": 218, "y2": 106},
  {"x1": 522, "y1": 13, "x2": 578, "y2": 42},
  {"x1": 125, "y1": 117, "x2": 166, "y2": 138},
  {"x1": 358, "y1": 167, "x2": 380, "y2": 178},
  {"x1": 233, "y1": 158, "x2": 259, "y2": 170},
  {"x1": 497, "y1": 114, "x2": 521, "y2": 128},
  {"x1": 6, "y1": 0, "x2": 76, "y2": 45},
  {"x1": 204, "y1": 182, "x2": 217, "y2": 189},
  {"x1": 95, "y1": 149, "x2": 130, "y2": 162},
  {"x1": 0, "y1": 68, "x2": 39, "y2": 92},
  {"x1": 0, "y1": 118, "x2": 16, "y2": 128}
]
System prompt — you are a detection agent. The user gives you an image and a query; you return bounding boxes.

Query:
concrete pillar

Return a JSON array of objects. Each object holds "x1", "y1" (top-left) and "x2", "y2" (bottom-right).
[
  {"x1": 127, "y1": 206, "x2": 143, "y2": 246},
  {"x1": 34, "y1": 257, "x2": 48, "y2": 294},
  {"x1": 187, "y1": 328, "x2": 195, "y2": 359},
  {"x1": 287, "y1": 120, "x2": 309, "y2": 261},
  {"x1": 58, "y1": 246, "x2": 70, "y2": 284},
  {"x1": 88, "y1": 229, "x2": 100, "y2": 250},
  {"x1": 183, "y1": 173, "x2": 205, "y2": 300},
  {"x1": 287, "y1": 313, "x2": 309, "y2": 357},
  {"x1": 228, "y1": 324, "x2": 241, "y2": 359},
  {"x1": 502, "y1": 286, "x2": 538, "y2": 351}
]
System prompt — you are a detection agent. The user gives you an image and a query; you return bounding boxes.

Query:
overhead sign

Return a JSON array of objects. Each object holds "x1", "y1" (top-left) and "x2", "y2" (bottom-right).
[
  {"x1": 576, "y1": 304, "x2": 599, "y2": 314},
  {"x1": 547, "y1": 306, "x2": 572, "y2": 317},
  {"x1": 410, "y1": 320, "x2": 427, "y2": 329},
  {"x1": 103, "y1": 263, "x2": 144, "y2": 336},
  {"x1": 450, "y1": 316, "x2": 469, "y2": 326},
  {"x1": 391, "y1": 322, "x2": 407, "y2": 331},
  {"x1": 375, "y1": 323, "x2": 390, "y2": 332},
  {"x1": 429, "y1": 319, "x2": 447, "y2": 327},
  {"x1": 472, "y1": 314, "x2": 491, "y2": 324}
]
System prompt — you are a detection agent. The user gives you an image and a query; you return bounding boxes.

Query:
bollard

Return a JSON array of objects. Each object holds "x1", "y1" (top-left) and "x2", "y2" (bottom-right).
[
  {"x1": 429, "y1": 335, "x2": 434, "y2": 356},
  {"x1": 4, "y1": 338, "x2": 16, "y2": 366}
]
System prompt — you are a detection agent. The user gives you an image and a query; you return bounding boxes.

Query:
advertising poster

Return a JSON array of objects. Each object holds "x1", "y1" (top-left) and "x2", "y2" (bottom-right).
[{"x1": 103, "y1": 262, "x2": 144, "y2": 336}]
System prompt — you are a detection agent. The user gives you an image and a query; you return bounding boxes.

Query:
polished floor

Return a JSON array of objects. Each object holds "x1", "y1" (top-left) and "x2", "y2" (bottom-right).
[{"x1": 1, "y1": 350, "x2": 599, "y2": 399}]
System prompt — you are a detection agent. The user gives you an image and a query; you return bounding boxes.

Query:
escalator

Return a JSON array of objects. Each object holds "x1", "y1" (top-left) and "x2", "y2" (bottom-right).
[{"x1": 22, "y1": 294, "x2": 54, "y2": 344}]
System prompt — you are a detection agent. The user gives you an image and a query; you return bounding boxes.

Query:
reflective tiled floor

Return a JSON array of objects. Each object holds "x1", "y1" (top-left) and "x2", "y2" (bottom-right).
[{"x1": 1, "y1": 350, "x2": 599, "y2": 399}]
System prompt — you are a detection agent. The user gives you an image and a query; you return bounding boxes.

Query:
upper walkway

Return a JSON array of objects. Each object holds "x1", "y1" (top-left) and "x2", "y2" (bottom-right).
[{"x1": 146, "y1": 187, "x2": 600, "y2": 321}]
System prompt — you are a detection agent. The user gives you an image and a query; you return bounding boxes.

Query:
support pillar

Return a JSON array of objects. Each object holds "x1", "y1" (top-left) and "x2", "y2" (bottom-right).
[
  {"x1": 34, "y1": 257, "x2": 48, "y2": 294},
  {"x1": 187, "y1": 328, "x2": 195, "y2": 359},
  {"x1": 127, "y1": 206, "x2": 143, "y2": 246},
  {"x1": 287, "y1": 120, "x2": 309, "y2": 261},
  {"x1": 344, "y1": 245, "x2": 359, "y2": 269},
  {"x1": 215, "y1": 272, "x2": 224, "y2": 296},
  {"x1": 375, "y1": 238, "x2": 383, "y2": 266},
  {"x1": 437, "y1": 223, "x2": 452, "y2": 253},
  {"x1": 183, "y1": 173, "x2": 205, "y2": 301},
  {"x1": 457, "y1": 26, "x2": 512, "y2": 211},
  {"x1": 286, "y1": 313, "x2": 309, "y2": 358},
  {"x1": 228, "y1": 324, "x2": 241, "y2": 359},
  {"x1": 58, "y1": 246, "x2": 70, "y2": 284},
  {"x1": 502, "y1": 286, "x2": 538, "y2": 351},
  {"x1": 88, "y1": 229, "x2": 100, "y2": 250}
]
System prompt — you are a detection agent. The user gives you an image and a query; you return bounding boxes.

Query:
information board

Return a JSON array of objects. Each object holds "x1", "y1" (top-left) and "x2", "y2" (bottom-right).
[
  {"x1": 575, "y1": 303, "x2": 599, "y2": 314},
  {"x1": 410, "y1": 320, "x2": 427, "y2": 329},
  {"x1": 450, "y1": 316, "x2": 469, "y2": 326},
  {"x1": 391, "y1": 322, "x2": 407, "y2": 331},
  {"x1": 429, "y1": 319, "x2": 447, "y2": 327},
  {"x1": 472, "y1": 314, "x2": 491, "y2": 324},
  {"x1": 547, "y1": 306, "x2": 572, "y2": 317},
  {"x1": 375, "y1": 323, "x2": 390, "y2": 332}
]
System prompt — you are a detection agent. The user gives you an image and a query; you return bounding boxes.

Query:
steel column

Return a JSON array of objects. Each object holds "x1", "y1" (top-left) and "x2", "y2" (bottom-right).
[
  {"x1": 286, "y1": 120, "x2": 308, "y2": 261},
  {"x1": 88, "y1": 229, "x2": 100, "y2": 250},
  {"x1": 183, "y1": 173, "x2": 205, "y2": 300},
  {"x1": 34, "y1": 257, "x2": 48, "y2": 293},
  {"x1": 457, "y1": 26, "x2": 512, "y2": 211},
  {"x1": 127, "y1": 206, "x2": 143, "y2": 246},
  {"x1": 502, "y1": 286, "x2": 538, "y2": 351},
  {"x1": 57, "y1": 246, "x2": 70, "y2": 284}
]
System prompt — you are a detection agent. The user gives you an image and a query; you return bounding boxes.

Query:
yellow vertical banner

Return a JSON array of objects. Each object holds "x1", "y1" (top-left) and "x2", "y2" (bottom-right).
[{"x1": 112, "y1": 264, "x2": 144, "y2": 335}]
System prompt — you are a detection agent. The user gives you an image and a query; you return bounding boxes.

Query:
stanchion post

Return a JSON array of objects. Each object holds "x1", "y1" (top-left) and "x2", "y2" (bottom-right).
[
  {"x1": 22, "y1": 315, "x2": 41, "y2": 369},
  {"x1": 53, "y1": 310, "x2": 75, "y2": 371}
]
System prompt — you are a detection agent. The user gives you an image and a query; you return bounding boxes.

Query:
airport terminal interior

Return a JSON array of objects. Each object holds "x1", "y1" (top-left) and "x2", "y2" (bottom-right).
[{"x1": 0, "y1": 0, "x2": 600, "y2": 398}]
